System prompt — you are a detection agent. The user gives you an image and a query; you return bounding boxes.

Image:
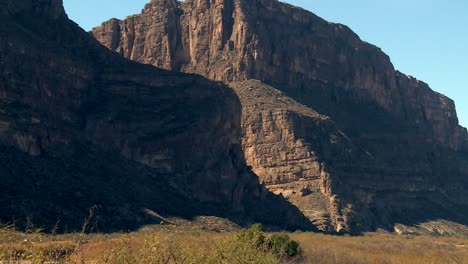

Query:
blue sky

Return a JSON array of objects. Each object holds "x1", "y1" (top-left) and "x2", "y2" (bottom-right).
[{"x1": 63, "y1": 0, "x2": 467, "y2": 128}]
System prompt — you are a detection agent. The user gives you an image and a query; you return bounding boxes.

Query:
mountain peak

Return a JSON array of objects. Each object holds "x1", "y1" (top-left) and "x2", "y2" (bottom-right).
[
  {"x1": 3, "y1": 0, "x2": 65, "y2": 19},
  {"x1": 92, "y1": 0, "x2": 468, "y2": 233}
]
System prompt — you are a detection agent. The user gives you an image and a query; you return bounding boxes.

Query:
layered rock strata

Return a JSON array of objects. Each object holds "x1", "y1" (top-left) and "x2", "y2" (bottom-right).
[
  {"x1": 93, "y1": 0, "x2": 468, "y2": 232},
  {"x1": 231, "y1": 80, "x2": 367, "y2": 231}
]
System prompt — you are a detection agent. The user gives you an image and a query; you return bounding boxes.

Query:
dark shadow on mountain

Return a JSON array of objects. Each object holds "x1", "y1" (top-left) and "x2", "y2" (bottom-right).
[
  {"x1": 0, "y1": 0, "x2": 316, "y2": 233},
  {"x1": 0, "y1": 144, "x2": 316, "y2": 233}
]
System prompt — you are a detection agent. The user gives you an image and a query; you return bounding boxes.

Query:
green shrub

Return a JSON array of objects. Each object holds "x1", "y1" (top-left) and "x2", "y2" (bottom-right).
[
  {"x1": 236, "y1": 224, "x2": 302, "y2": 260},
  {"x1": 237, "y1": 223, "x2": 266, "y2": 249},
  {"x1": 267, "y1": 233, "x2": 301, "y2": 257}
]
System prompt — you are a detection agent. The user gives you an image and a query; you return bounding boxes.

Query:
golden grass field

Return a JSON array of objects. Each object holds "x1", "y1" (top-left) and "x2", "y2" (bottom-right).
[
  {"x1": 291, "y1": 232, "x2": 467, "y2": 264},
  {"x1": 0, "y1": 224, "x2": 467, "y2": 263}
]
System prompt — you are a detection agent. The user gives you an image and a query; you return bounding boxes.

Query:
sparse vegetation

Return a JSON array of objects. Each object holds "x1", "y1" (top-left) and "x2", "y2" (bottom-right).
[
  {"x1": 0, "y1": 223, "x2": 467, "y2": 263},
  {"x1": 291, "y1": 232, "x2": 468, "y2": 264}
]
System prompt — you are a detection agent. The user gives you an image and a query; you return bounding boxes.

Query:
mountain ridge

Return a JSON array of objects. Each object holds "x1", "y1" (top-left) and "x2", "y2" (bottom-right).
[
  {"x1": 0, "y1": 0, "x2": 314, "y2": 232},
  {"x1": 92, "y1": 0, "x2": 468, "y2": 233}
]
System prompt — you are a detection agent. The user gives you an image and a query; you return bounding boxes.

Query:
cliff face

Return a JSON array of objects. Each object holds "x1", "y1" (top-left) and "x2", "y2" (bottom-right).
[
  {"x1": 0, "y1": 0, "x2": 313, "y2": 232},
  {"x1": 231, "y1": 80, "x2": 368, "y2": 231},
  {"x1": 93, "y1": 0, "x2": 468, "y2": 232},
  {"x1": 92, "y1": 0, "x2": 467, "y2": 151}
]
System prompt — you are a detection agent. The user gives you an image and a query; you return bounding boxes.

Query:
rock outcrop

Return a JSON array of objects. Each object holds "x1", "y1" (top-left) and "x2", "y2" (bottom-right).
[
  {"x1": 231, "y1": 80, "x2": 367, "y2": 231},
  {"x1": 93, "y1": 0, "x2": 468, "y2": 233},
  {"x1": 0, "y1": 0, "x2": 314, "y2": 232}
]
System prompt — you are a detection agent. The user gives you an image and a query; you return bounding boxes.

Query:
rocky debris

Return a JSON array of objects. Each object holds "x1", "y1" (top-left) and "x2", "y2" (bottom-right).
[
  {"x1": 393, "y1": 220, "x2": 468, "y2": 238},
  {"x1": 0, "y1": 0, "x2": 315, "y2": 232},
  {"x1": 93, "y1": 0, "x2": 468, "y2": 233}
]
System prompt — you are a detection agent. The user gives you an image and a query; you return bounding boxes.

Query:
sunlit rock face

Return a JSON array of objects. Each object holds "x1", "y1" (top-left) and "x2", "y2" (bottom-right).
[{"x1": 93, "y1": 0, "x2": 468, "y2": 233}]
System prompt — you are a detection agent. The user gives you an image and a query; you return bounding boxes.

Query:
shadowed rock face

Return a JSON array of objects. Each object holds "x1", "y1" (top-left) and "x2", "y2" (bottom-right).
[
  {"x1": 0, "y1": 0, "x2": 315, "y2": 232},
  {"x1": 93, "y1": 0, "x2": 468, "y2": 233}
]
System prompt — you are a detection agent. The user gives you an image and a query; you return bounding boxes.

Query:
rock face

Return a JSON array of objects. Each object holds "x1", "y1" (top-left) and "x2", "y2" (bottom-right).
[
  {"x1": 92, "y1": 0, "x2": 467, "y2": 150},
  {"x1": 93, "y1": 0, "x2": 468, "y2": 232},
  {"x1": 231, "y1": 80, "x2": 366, "y2": 231},
  {"x1": 0, "y1": 0, "x2": 314, "y2": 232}
]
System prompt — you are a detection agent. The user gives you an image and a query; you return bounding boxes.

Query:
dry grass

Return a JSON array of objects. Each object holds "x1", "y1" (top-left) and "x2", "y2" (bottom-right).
[
  {"x1": 0, "y1": 225, "x2": 76, "y2": 263},
  {"x1": 0, "y1": 225, "x2": 280, "y2": 263},
  {"x1": 1, "y1": 224, "x2": 467, "y2": 263},
  {"x1": 290, "y1": 232, "x2": 468, "y2": 264},
  {"x1": 69, "y1": 225, "x2": 282, "y2": 264}
]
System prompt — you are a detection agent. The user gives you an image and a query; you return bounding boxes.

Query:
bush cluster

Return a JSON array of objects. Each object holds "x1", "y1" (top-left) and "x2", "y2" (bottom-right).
[{"x1": 237, "y1": 223, "x2": 301, "y2": 259}]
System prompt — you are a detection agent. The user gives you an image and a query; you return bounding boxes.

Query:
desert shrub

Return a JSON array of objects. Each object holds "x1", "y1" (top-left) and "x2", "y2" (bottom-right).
[
  {"x1": 236, "y1": 224, "x2": 302, "y2": 260},
  {"x1": 236, "y1": 223, "x2": 266, "y2": 249},
  {"x1": 267, "y1": 233, "x2": 301, "y2": 257}
]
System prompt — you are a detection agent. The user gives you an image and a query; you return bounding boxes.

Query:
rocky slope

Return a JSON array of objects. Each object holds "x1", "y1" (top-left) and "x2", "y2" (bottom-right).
[
  {"x1": 0, "y1": 0, "x2": 313, "y2": 232},
  {"x1": 93, "y1": 0, "x2": 468, "y2": 233}
]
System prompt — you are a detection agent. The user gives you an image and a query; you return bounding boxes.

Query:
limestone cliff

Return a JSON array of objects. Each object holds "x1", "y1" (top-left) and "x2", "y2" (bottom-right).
[
  {"x1": 93, "y1": 0, "x2": 468, "y2": 233},
  {"x1": 0, "y1": 0, "x2": 313, "y2": 232}
]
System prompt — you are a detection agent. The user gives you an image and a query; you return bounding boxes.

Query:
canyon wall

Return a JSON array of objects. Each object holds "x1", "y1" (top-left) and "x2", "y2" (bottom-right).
[
  {"x1": 93, "y1": 0, "x2": 468, "y2": 232},
  {"x1": 0, "y1": 0, "x2": 313, "y2": 232}
]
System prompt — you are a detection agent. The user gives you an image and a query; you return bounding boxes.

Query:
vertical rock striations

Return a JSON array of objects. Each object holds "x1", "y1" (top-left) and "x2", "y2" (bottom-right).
[
  {"x1": 93, "y1": 0, "x2": 468, "y2": 232},
  {"x1": 0, "y1": 0, "x2": 314, "y2": 232},
  {"x1": 93, "y1": 0, "x2": 467, "y2": 151}
]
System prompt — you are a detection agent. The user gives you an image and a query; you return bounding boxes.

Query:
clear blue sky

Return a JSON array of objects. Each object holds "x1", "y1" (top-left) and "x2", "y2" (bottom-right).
[{"x1": 63, "y1": 0, "x2": 467, "y2": 128}]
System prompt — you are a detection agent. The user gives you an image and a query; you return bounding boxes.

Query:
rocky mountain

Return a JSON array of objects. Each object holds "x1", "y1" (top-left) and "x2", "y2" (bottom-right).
[
  {"x1": 92, "y1": 0, "x2": 468, "y2": 233},
  {"x1": 0, "y1": 0, "x2": 314, "y2": 232}
]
